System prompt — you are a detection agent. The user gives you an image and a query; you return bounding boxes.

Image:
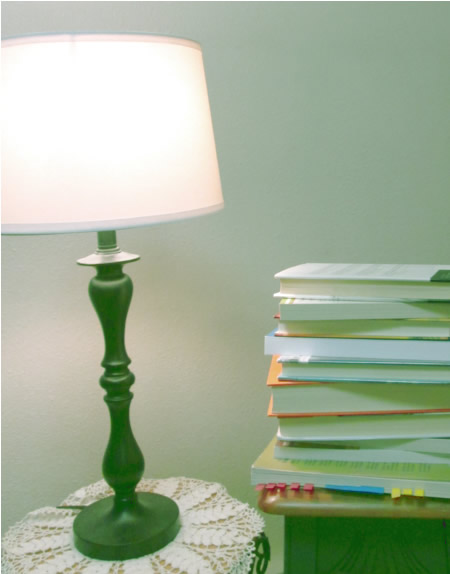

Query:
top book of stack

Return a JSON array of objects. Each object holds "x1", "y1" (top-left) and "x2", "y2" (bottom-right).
[{"x1": 275, "y1": 263, "x2": 450, "y2": 301}]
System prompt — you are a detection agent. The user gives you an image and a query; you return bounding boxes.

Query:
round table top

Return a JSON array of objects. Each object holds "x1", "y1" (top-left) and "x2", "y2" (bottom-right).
[{"x1": 2, "y1": 476, "x2": 264, "y2": 574}]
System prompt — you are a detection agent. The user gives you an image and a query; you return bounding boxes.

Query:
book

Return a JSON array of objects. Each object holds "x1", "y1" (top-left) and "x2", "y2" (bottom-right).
[
  {"x1": 267, "y1": 356, "x2": 450, "y2": 417},
  {"x1": 268, "y1": 381, "x2": 450, "y2": 417},
  {"x1": 275, "y1": 263, "x2": 450, "y2": 300},
  {"x1": 251, "y1": 437, "x2": 450, "y2": 498},
  {"x1": 265, "y1": 330, "x2": 450, "y2": 361},
  {"x1": 277, "y1": 298, "x2": 450, "y2": 321},
  {"x1": 277, "y1": 355, "x2": 450, "y2": 384},
  {"x1": 275, "y1": 412, "x2": 450, "y2": 442},
  {"x1": 268, "y1": 390, "x2": 450, "y2": 417},
  {"x1": 274, "y1": 438, "x2": 450, "y2": 464},
  {"x1": 258, "y1": 263, "x2": 450, "y2": 499},
  {"x1": 275, "y1": 318, "x2": 450, "y2": 339}
]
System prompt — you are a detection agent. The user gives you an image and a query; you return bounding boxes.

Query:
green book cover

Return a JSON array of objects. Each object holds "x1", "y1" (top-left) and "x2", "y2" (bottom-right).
[{"x1": 252, "y1": 437, "x2": 450, "y2": 483}]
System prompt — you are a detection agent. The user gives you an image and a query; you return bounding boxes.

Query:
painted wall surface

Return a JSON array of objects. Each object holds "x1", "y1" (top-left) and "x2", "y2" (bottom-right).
[{"x1": 2, "y1": 2, "x2": 450, "y2": 571}]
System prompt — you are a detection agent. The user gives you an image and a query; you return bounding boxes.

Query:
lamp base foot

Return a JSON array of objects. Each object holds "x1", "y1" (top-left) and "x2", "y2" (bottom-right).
[{"x1": 73, "y1": 492, "x2": 180, "y2": 560}]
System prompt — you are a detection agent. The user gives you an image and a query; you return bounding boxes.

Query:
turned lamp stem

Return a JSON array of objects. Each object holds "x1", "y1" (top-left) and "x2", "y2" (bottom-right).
[
  {"x1": 91, "y1": 231, "x2": 143, "y2": 506},
  {"x1": 73, "y1": 231, "x2": 180, "y2": 561}
]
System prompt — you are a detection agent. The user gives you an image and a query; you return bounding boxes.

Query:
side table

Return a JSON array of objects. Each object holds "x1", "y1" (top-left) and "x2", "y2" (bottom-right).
[
  {"x1": 2, "y1": 477, "x2": 267, "y2": 574},
  {"x1": 258, "y1": 486, "x2": 450, "y2": 574}
]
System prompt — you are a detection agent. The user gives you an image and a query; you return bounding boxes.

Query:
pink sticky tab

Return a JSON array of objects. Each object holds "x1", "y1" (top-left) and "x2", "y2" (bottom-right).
[
  {"x1": 277, "y1": 483, "x2": 287, "y2": 491},
  {"x1": 266, "y1": 483, "x2": 276, "y2": 490},
  {"x1": 304, "y1": 483, "x2": 314, "y2": 492},
  {"x1": 290, "y1": 483, "x2": 301, "y2": 491},
  {"x1": 254, "y1": 484, "x2": 265, "y2": 492}
]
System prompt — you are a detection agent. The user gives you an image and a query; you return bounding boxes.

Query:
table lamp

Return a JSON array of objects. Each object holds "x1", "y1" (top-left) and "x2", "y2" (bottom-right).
[{"x1": 2, "y1": 33, "x2": 223, "y2": 561}]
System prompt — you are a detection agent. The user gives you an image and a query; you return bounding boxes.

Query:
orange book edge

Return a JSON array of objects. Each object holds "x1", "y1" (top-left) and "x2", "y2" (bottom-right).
[
  {"x1": 267, "y1": 356, "x2": 361, "y2": 387},
  {"x1": 267, "y1": 396, "x2": 450, "y2": 418}
]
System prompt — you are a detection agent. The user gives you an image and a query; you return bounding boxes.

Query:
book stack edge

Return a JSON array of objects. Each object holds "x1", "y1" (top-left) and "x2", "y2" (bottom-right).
[{"x1": 252, "y1": 263, "x2": 450, "y2": 499}]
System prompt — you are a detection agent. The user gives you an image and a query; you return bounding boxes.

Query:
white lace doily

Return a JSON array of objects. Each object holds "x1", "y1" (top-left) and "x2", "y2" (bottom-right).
[{"x1": 2, "y1": 477, "x2": 265, "y2": 574}]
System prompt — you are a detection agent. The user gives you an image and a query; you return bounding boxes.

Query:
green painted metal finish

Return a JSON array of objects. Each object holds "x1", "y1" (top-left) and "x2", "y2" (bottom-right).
[
  {"x1": 73, "y1": 231, "x2": 180, "y2": 560},
  {"x1": 74, "y1": 491, "x2": 180, "y2": 560}
]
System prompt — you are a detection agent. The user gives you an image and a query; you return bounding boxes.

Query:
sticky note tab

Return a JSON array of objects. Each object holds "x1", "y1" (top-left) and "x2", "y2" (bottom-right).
[
  {"x1": 402, "y1": 488, "x2": 413, "y2": 496},
  {"x1": 431, "y1": 270, "x2": 450, "y2": 282},
  {"x1": 290, "y1": 483, "x2": 301, "y2": 491},
  {"x1": 277, "y1": 483, "x2": 287, "y2": 491},
  {"x1": 304, "y1": 483, "x2": 314, "y2": 492},
  {"x1": 266, "y1": 483, "x2": 276, "y2": 491},
  {"x1": 414, "y1": 489, "x2": 425, "y2": 497},
  {"x1": 391, "y1": 488, "x2": 401, "y2": 499},
  {"x1": 254, "y1": 484, "x2": 265, "y2": 492}
]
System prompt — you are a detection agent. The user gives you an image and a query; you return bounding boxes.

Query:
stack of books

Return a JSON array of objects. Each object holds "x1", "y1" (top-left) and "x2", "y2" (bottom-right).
[{"x1": 252, "y1": 263, "x2": 450, "y2": 498}]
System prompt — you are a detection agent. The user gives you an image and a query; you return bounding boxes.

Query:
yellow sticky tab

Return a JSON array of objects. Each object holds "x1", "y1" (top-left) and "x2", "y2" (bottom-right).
[
  {"x1": 402, "y1": 488, "x2": 413, "y2": 496},
  {"x1": 391, "y1": 488, "x2": 401, "y2": 499},
  {"x1": 414, "y1": 489, "x2": 424, "y2": 497}
]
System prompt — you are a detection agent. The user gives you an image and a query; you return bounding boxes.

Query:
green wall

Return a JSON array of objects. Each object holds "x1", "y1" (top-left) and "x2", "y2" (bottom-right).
[{"x1": 2, "y1": 3, "x2": 450, "y2": 571}]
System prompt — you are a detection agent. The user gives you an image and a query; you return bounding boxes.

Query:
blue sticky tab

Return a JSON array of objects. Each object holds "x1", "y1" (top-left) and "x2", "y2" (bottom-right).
[{"x1": 325, "y1": 484, "x2": 384, "y2": 495}]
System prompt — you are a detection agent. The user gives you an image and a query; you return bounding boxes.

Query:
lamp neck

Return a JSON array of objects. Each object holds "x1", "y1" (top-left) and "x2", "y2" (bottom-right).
[
  {"x1": 97, "y1": 231, "x2": 120, "y2": 254},
  {"x1": 77, "y1": 232, "x2": 140, "y2": 267}
]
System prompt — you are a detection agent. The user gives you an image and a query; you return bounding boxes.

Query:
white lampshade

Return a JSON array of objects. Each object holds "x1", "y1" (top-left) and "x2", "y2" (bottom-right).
[{"x1": 1, "y1": 34, "x2": 223, "y2": 234}]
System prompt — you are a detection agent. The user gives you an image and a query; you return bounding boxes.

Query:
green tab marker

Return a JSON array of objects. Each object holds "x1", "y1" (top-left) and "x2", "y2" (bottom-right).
[{"x1": 431, "y1": 270, "x2": 450, "y2": 283}]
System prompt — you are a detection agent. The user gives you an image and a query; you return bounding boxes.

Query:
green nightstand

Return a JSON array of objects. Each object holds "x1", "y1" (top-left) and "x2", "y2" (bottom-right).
[{"x1": 258, "y1": 486, "x2": 450, "y2": 574}]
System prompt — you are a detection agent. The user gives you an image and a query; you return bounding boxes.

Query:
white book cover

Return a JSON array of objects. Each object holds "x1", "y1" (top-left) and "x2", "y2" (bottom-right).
[
  {"x1": 276, "y1": 412, "x2": 450, "y2": 442},
  {"x1": 277, "y1": 355, "x2": 450, "y2": 384},
  {"x1": 269, "y1": 381, "x2": 450, "y2": 416},
  {"x1": 275, "y1": 298, "x2": 450, "y2": 321},
  {"x1": 275, "y1": 318, "x2": 450, "y2": 339},
  {"x1": 275, "y1": 264, "x2": 450, "y2": 300},
  {"x1": 276, "y1": 263, "x2": 450, "y2": 282},
  {"x1": 265, "y1": 331, "x2": 450, "y2": 362}
]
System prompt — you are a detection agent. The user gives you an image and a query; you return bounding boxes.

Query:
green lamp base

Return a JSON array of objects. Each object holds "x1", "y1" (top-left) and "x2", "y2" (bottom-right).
[{"x1": 73, "y1": 492, "x2": 180, "y2": 561}]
